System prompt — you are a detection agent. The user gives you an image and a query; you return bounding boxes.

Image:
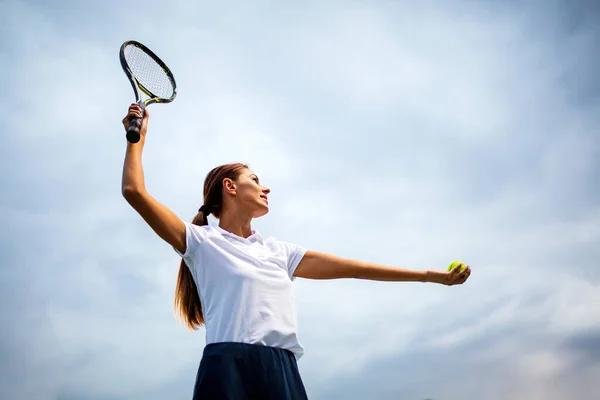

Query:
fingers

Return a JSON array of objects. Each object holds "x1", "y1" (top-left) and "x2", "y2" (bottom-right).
[
  {"x1": 122, "y1": 103, "x2": 149, "y2": 133},
  {"x1": 455, "y1": 265, "x2": 471, "y2": 284},
  {"x1": 449, "y1": 263, "x2": 464, "y2": 278},
  {"x1": 436, "y1": 263, "x2": 472, "y2": 287},
  {"x1": 444, "y1": 264, "x2": 471, "y2": 286},
  {"x1": 122, "y1": 104, "x2": 142, "y2": 124},
  {"x1": 128, "y1": 103, "x2": 144, "y2": 119}
]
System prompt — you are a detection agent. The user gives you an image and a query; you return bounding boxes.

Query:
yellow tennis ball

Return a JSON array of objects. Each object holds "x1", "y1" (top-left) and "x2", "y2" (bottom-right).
[{"x1": 447, "y1": 260, "x2": 466, "y2": 272}]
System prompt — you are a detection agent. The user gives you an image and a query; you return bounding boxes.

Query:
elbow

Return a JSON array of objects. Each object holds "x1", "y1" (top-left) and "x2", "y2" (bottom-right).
[{"x1": 122, "y1": 185, "x2": 145, "y2": 203}]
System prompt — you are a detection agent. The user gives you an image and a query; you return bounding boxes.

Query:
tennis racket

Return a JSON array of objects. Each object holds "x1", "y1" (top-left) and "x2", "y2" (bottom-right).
[{"x1": 119, "y1": 40, "x2": 177, "y2": 143}]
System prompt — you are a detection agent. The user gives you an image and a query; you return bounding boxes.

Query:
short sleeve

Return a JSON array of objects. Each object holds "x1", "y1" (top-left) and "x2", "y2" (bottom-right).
[
  {"x1": 277, "y1": 240, "x2": 307, "y2": 279},
  {"x1": 173, "y1": 222, "x2": 208, "y2": 262}
]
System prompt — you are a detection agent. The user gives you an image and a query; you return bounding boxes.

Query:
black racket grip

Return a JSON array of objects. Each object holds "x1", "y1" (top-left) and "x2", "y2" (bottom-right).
[{"x1": 126, "y1": 117, "x2": 141, "y2": 143}]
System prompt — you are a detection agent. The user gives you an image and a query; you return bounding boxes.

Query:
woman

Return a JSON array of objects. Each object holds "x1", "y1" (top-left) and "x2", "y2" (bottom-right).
[{"x1": 121, "y1": 104, "x2": 471, "y2": 399}]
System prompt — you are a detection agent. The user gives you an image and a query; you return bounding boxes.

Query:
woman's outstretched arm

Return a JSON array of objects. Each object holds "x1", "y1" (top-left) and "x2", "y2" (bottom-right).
[
  {"x1": 121, "y1": 104, "x2": 187, "y2": 255},
  {"x1": 293, "y1": 251, "x2": 471, "y2": 286}
]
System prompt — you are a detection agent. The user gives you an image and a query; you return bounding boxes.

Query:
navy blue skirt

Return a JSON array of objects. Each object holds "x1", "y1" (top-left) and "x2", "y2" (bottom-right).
[{"x1": 193, "y1": 342, "x2": 308, "y2": 400}]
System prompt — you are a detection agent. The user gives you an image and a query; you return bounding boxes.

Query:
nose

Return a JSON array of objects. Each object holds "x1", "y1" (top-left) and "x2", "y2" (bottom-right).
[{"x1": 263, "y1": 187, "x2": 271, "y2": 195}]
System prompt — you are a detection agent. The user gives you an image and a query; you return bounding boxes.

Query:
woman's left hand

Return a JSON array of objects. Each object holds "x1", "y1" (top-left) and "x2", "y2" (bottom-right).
[{"x1": 428, "y1": 263, "x2": 471, "y2": 286}]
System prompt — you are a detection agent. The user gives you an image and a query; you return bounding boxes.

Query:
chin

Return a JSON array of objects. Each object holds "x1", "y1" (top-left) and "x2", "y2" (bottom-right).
[{"x1": 254, "y1": 206, "x2": 269, "y2": 218}]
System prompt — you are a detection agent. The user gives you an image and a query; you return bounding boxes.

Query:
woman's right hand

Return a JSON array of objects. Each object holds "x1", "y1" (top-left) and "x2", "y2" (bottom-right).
[{"x1": 122, "y1": 103, "x2": 150, "y2": 141}]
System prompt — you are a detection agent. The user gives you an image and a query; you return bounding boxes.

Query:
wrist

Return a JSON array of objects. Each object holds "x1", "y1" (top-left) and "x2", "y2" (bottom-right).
[
  {"x1": 126, "y1": 137, "x2": 145, "y2": 150},
  {"x1": 423, "y1": 270, "x2": 432, "y2": 283},
  {"x1": 423, "y1": 270, "x2": 439, "y2": 284}
]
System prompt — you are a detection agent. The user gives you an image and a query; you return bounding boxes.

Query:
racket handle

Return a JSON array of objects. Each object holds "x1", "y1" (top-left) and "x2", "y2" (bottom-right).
[{"x1": 126, "y1": 117, "x2": 141, "y2": 143}]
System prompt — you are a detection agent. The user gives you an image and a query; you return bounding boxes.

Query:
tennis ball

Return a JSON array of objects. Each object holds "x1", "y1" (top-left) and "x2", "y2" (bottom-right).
[{"x1": 447, "y1": 260, "x2": 466, "y2": 272}]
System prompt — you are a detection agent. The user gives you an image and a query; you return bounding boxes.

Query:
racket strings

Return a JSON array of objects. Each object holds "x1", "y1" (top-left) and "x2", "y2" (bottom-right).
[{"x1": 124, "y1": 45, "x2": 174, "y2": 99}]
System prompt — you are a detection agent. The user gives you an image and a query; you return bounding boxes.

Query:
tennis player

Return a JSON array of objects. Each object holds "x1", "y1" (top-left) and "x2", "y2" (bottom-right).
[{"x1": 121, "y1": 104, "x2": 471, "y2": 399}]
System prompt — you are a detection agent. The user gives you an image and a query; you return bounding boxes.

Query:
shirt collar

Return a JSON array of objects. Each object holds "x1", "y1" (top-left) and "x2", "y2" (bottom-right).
[{"x1": 213, "y1": 224, "x2": 262, "y2": 243}]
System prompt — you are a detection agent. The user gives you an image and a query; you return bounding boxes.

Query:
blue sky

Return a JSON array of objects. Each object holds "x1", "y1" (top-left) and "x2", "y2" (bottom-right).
[{"x1": 1, "y1": 0, "x2": 599, "y2": 399}]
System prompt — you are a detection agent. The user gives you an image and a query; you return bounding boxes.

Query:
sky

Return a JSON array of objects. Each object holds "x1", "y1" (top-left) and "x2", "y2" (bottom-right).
[{"x1": 1, "y1": 0, "x2": 599, "y2": 399}]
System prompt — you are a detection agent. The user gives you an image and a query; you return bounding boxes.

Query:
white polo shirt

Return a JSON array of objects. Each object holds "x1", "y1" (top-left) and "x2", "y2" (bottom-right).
[{"x1": 174, "y1": 222, "x2": 307, "y2": 359}]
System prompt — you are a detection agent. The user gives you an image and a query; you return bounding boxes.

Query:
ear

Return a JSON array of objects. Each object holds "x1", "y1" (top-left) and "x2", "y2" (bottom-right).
[{"x1": 222, "y1": 178, "x2": 237, "y2": 196}]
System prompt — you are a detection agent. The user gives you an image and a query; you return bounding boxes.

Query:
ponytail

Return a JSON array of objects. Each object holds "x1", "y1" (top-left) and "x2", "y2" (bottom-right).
[
  {"x1": 173, "y1": 162, "x2": 248, "y2": 329},
  {"x1": 174, "y1": 210, "x2": 211, "y2": 329}
]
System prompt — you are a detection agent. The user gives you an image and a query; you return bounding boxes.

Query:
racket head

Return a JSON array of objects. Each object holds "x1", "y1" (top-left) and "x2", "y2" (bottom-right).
[
  {"x1": 119, "y1": 40, "x2": 177, "y2": 143},
  {"x1": 119, "y1": 40, "x2": 177, "y2": 105}
]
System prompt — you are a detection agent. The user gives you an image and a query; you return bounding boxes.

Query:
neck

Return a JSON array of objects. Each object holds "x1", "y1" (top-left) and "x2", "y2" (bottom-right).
[{"x1": 218, "y1": 210, "x2": 253, "y2": 238}]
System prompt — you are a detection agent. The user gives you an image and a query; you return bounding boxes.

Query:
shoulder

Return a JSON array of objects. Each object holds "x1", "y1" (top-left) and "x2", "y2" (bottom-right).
[
  {"x1": 188, "y1": 224, "x2": 223, "y2": 254},
  {"x1": 261, "y1": 233, "x2": 304, "y2": 254},
  {"x1": 176, "y1": 223, "x2": 219, "y2": 259},
  {"x1": 260, "y1": 232, "x2": 283, "y2": 246},
  {"x1": 186, "y1": 222, "x2": 219, "y2": 237}
]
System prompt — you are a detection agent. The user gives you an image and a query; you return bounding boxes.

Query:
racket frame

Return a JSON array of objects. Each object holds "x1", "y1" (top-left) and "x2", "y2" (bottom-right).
[{"x1": 119, "y1": 40, "x2": 177, "y2": 143}]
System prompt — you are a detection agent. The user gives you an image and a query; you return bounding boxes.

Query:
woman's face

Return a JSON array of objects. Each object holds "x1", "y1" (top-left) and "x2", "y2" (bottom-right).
[{"x1": 231, "y1": 169, "x2": 270, "y2": 218}]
